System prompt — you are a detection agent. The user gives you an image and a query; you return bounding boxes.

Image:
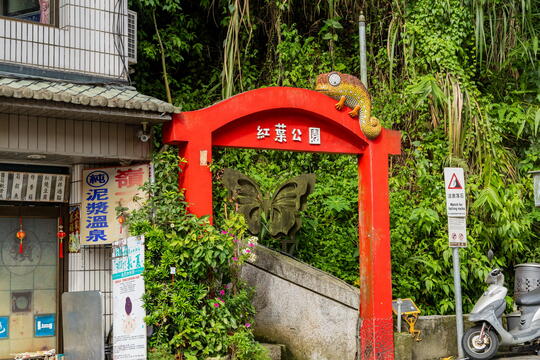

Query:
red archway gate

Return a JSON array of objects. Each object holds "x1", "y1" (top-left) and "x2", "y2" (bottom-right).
[{"x1": 163, "y1": 86, "x2": 401, "y2": 359}]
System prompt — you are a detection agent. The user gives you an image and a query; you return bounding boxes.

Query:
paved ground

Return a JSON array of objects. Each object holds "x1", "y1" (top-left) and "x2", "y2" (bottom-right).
[{"x1": 495, "y1": 354, "x2": 540, "y2": 359}]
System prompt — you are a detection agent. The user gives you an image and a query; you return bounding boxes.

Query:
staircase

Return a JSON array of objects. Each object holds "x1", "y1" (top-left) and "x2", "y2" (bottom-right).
[
  {"x1": 206, "y1": 343, "x2": 285, "y2": 360},
  {"x1": 262, "y1": 343, "x2": 286, "y2": 360},
  {"x1": 241, "y1": 245, "x2": 360, "y2": 360}
]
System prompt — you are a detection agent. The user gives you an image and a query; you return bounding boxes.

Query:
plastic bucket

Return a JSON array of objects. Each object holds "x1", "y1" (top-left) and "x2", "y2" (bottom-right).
[{"x1": 505, "y1": 312, "x2": 521, "y2": 331}]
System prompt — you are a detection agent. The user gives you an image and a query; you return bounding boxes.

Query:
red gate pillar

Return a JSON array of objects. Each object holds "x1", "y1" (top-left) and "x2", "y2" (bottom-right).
[
  {"x1": 358, "y1": 133, "x2": 399, "y2": 359},
  {"x1": 174, "y1": 113, "x2": 214, "y2": 217}
]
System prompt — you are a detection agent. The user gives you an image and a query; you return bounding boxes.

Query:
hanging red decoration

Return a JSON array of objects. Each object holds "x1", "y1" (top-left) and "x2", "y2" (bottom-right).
[
  {"x1": 57, "y1": 218, "x2": 67, "y2": 259},
  {"x1": 16, "y1": 217, "x2": 26, "y2": 254},
  {"x1": 117, "y1": 214, "x2": 125, "y2": 234}
]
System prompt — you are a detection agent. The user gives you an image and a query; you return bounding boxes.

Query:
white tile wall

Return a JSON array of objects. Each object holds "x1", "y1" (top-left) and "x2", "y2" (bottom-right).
[{"x1": 0, "y1": 0, "x2": 129, "y2": 80}]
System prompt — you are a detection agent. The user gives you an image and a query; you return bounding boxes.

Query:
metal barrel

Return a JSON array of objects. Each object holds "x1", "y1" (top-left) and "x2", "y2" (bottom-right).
[{"x1": 514, "y1": 263, "x2": 540, "y2": 298}]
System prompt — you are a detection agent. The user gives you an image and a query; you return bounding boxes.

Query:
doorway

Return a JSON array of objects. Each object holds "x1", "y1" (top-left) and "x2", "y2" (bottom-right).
[{"x1": 0, "y1": 207, "x2": 64, "y2": 358}]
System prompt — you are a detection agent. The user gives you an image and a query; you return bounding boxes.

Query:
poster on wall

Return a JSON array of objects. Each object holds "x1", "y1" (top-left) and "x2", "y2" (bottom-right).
[
  {"x1": 0, "y1": 171, "x2": 69, "y2": 202},
  {"x1": 81, "y1": 165, "x2": 149, "y2": 245},
  {"x1": 69, "y1": 206, "x2": 81, "y2": 253},
  {"x1": 112, "y1": 236, "x2": 146, "y2": 360}
]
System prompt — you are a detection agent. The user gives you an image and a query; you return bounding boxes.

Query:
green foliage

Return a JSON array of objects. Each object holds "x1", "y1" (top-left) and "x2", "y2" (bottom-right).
[
  {"x1": 404, "y1": 0, "x2": 475, "y2": 77},
  {"x1": 148, "y1": 346, "x2": 176, "y2": 360},
  {"x1": 132, "y1": 0, "x2": 539, "y2": 316},
  {"x1": 212, "y1": 149, "x2": 360, "y2": 284},
  {"x1": 272, "y1": 24, "x2": 353, "y2": 87},
  {"x1": 126, "y1": 147, "x2": 269, "y2": 359},
  {"x1": 227, "y1": 329, "x2": 270, "y2": 360}
]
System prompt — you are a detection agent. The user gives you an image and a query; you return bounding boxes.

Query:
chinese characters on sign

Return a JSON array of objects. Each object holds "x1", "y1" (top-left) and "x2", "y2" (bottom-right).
[
  {"x1": 444, "y1": 168, "x2": 466, "y2": 217},
  {"x1": 69, "y1": 206, "x2": 81, "y2": 253},
  {"x1": 448, "y1": 217, "x2": 467, "y2": 248},
  {"x1": 0, "y1": 171, "x2": 69, "y2": 202},
  {"x1": 444, "y1": 167, "x2": 467, "y2": 248},
  {"x1": 256, "y1": 125, "x2": 321, "y2": 145},
  {"x1": 81, "y1": 165, "x2": 149, "y2": 245},
  {"x1": 112, "y1": 236, "x2": 147, "y2": 360},
  {"x1": 309, "y1": 127, "x2": 321, "y2": 145}
]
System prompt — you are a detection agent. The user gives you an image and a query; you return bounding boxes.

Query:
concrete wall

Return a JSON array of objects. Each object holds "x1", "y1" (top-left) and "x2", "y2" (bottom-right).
[
  {"x1": 240, "y1": 245, "x2": 360, "y2": 360},
  {"x1": 241, "y1": 245, "x2": 475, "y2": 360},
  {"x1": 394, "y1": 315, "x2": 474, "y2": 360}
]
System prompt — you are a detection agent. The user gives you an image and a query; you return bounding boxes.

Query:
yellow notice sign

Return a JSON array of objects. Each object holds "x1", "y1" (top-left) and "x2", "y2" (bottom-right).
[{"x1": 81, "y1": 165, "x2": 149, "y2": 245}]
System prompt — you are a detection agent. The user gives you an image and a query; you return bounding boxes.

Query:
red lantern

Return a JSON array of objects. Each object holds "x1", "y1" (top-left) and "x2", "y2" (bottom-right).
[
  {"x1": 57, "y1": 218, "x2": 66, "y2": 259},
  {"x1": 16, "y1": 217, "x2": 26, "y2": 254},
  {"x1": 117, "y1": 214, "x2": 125, "y2": 234}
]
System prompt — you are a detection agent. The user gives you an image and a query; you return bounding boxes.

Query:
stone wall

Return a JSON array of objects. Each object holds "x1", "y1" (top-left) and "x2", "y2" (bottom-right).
[
  {"x1": 241, "y1": 245, "x2": 477, "y2": 360},
  {"x1": 240, "y1": 245, "x2": 360, "y2": 360},
  {"x1": 395, "y1": 315, "x2": 474, "y2": 360}
]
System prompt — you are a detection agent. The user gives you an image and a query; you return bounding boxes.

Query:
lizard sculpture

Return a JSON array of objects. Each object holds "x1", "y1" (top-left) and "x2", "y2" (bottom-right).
[{"x1": 315, "y1": 71, "x2": 382, "y2": 139}]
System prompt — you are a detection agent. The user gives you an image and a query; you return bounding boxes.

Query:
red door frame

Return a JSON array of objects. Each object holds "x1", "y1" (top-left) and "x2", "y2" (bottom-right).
[{"x1": 163, "y1": 86, "x2": 401, "y2": 359}]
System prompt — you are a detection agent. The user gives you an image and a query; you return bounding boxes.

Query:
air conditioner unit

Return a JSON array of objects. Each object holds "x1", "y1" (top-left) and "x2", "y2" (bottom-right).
[{"x1": 127, "y1": 10, "x2": 137, "y2": 64}]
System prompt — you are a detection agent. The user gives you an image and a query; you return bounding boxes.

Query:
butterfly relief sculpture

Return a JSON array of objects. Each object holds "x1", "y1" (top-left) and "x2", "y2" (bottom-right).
[{"x1": 222, "y1": 168, "x2": 315, "y2": 254}]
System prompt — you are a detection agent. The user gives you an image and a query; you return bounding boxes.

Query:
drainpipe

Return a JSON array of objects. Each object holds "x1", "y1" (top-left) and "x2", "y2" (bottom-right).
[{"x1": 358, "y1": 13, "x2": 368, "y2": 88}]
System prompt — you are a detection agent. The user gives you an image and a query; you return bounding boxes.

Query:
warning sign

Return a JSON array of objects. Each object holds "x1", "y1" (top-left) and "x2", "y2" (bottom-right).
[
  {"x1": 447, "y1": 173, "x2": 463, "y2": 189},
  {"x1": 444, "y1": 168, "x2": 466, "y2": 217},
  {"x1": 448, "y1": 217, "x2": 467, "y2": 248}
]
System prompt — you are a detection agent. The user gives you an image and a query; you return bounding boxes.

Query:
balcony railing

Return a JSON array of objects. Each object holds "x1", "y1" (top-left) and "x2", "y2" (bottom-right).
[{"x1": 0, "y1": 0, "x2": 130, "y2": 82}]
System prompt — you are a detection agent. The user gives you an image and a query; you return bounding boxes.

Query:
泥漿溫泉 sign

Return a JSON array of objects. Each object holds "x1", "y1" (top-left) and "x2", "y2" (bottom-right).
[
  {"x1": 444, "y1": 168, "x2": 466, "y2": 217},
  {"x1": 81, "y1": 165, "x2": 149, "y2": 245},
  {"x1": 112, "y1": 236, "x2": 146, "y2": 360}
]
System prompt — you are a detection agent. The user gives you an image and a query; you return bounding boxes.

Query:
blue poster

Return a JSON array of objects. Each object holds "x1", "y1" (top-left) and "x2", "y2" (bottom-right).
[
  {"x1": 35, "y1": 314, "x2": 55, "y2": 337},
  {"x1": 0, "y1": 317, "x2": 8, "y2": 339}
]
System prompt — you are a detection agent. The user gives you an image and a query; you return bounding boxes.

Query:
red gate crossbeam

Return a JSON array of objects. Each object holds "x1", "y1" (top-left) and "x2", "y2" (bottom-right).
[{"x1": 163, "y1": 86, "x2": 401, "y2": 359}]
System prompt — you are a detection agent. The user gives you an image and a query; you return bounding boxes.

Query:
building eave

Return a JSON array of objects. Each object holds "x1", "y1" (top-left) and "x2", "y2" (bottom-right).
[
  {"x1": 0, "y1": 98, "x2": 172, "y2": 124},
  {"x1": 0, "y1": 76, "x2": 180, "y2": 124}
]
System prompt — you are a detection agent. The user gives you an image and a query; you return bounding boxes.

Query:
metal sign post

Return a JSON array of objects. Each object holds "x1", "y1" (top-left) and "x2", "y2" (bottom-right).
[
  {"x1": 452, "y1": 247, "x2": 464, "y2": 359},
  {"x1": 444, "y1": 167, "x2": 467, "y2": 359},
  {"x1": 358, "y1": 13, "x2": 368, "y2": 87},
  {"x1": 530, "y1": 170, "x2": 540, "y2": 207}
]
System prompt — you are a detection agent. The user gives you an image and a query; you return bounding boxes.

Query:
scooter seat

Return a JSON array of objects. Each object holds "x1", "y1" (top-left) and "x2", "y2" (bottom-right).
[{"x1": 516, "y1": 287, "x2": 540, "y2": 306}]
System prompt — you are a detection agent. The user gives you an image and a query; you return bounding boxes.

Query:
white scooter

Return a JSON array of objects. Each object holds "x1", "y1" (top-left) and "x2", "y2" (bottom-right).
[{"x1": 463, "y1": 268, "x2": 540, "y2": 359}]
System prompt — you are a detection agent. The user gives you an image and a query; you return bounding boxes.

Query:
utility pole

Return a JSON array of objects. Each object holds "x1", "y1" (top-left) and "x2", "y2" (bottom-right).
[{"x1": 358, "y1": 13, "x2": 368, "y2": 88}]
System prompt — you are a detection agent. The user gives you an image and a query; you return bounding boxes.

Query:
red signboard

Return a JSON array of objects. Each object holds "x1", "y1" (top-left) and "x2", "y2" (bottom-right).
[{"x1": 163, "y1": 86, "x2": 401, "y2": 359}]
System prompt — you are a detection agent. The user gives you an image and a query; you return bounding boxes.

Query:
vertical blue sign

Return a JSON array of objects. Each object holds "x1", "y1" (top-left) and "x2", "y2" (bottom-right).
[
  {"x1": 35, "y1": 314, "x2": 55, "y2": 337},
  {"x1": 0, "y1": 316, "x2": 8, "y2": 339}
]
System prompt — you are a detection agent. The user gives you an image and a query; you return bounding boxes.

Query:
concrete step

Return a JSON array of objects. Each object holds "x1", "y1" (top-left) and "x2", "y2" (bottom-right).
[
  {"x1": 205, "y1": 343, "x2": 285, "y2": 360},
  {"x1": 262, "y1": 343, "x2": 286, "y2": 360}
]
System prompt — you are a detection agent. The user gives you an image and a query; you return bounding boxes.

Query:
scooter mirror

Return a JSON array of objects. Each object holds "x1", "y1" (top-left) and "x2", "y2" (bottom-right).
[{"x1": 487, "y1": 249, "x2": 494, "y2": 262}]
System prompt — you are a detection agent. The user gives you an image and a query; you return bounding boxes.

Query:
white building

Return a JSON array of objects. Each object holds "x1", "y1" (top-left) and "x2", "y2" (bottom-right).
[{"x1": 0, "y1": 1, "x2": 176, "y2": 357}]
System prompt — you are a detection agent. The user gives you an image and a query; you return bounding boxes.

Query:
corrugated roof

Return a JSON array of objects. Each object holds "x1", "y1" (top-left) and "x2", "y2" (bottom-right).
[{"x1": 0, "y1": 77, "x2": 180, "y2": 114}]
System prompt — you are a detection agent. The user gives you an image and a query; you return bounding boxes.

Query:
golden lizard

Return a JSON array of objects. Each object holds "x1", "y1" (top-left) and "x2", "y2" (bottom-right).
[{"x1": 315, "y1": 71, "x2": 382, "y2": 139}]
